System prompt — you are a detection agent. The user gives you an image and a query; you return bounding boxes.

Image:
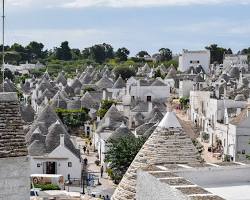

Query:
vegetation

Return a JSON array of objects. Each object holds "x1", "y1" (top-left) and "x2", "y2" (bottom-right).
[
  {"x1": 105, "y1": 136, "x2": 147, "y2": 183},
  {"x1": 179, "y1": 97, "x2": 189, "y2": 109},
  {"x1": 34, "y1": 184, "x2": 60, "y2": 191},
  {"x1": 205, "y1": 44, "x2": 232, "y2": 64},
  {"x1": 55, "y1": 108, "x2": 89, "y2": 127},
  {"x1": 97, "y1": 99, "x2": 116, "y2": 118},
  {"x1": 113, "y1": 65, "x2": 136, "y2": 80}
]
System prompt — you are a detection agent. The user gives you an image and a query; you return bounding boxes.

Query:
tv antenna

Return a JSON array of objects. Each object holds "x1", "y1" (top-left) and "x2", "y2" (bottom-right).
[{"x1": 2, "y1": 0, "x2": 5, "y2": 92}]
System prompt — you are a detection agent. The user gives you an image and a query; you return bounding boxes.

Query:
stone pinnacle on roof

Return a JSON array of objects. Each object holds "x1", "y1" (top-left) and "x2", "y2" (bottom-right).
[
  {"x1": 112, "y1": 110, "x2": 202, "y2": 200},
  {"x1": 158, "y1": 111, "x2": 182, "y2": 129}
]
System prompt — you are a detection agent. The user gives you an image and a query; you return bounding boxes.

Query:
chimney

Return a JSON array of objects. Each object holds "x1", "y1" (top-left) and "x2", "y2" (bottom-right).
[
  {"x1": 60, "y1": 134, "x2": 65, "y2": 146},
  {"x1": 102, "y1": 89, "x2": 107, "y2": 100},
  {"x1": 148, "y1": 101, "x2": 153, "y2": 113}
]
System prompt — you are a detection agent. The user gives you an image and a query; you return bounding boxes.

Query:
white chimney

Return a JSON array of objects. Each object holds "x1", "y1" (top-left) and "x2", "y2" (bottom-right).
[
  {"x1": 148, "y1": 101, "x2": 153, "y2": 113},
  {"x1": 102, "y1": 89, "x2": 107, "y2": 100},
  {"x1": 60, "y1": 134, "x2": 65, "y2": 146}
]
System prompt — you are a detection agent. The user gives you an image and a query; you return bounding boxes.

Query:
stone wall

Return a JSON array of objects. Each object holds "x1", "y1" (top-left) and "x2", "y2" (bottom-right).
[
  {"x1": 136, "y1": 170, "x2": 189, "y2": 200},
  {"x1": 0, "y1": 157, "x2": 30, "y2": 200}
]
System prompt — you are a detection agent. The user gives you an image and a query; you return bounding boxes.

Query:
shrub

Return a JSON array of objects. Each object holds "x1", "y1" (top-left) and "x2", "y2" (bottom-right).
[{"x1": 34, "y1": 184, "x2": 60, "y2": 191}]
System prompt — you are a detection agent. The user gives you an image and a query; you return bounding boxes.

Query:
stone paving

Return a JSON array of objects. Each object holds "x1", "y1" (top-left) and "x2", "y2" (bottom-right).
[
  {"x1": 174, "y1": 108, "x2": 221, "y2": 164},
  {"x1": 72, "y1": 137, "x2": 116, "y2": 198}
]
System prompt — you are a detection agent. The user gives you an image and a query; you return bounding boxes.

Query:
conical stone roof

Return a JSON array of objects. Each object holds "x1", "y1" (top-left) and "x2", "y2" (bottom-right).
[
  {"x1": 113, "y1": 76, "x2": 126, "y2": 89},
  {"x1": 109, "y1": 123, "x2": 134, "y2": 141},
  {"x1": 56, "y1": 72, "x2": 67, "y2": 86},
  {"x1": 96, "y1": 76, "x2": 114, "y2": 89},
  {"x1": 112, "y1": 111, "x2": 202, "y2": 200}
]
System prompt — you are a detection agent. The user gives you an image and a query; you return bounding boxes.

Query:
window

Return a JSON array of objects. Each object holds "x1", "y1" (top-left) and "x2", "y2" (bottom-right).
[
  {"x1": 242, "y1": 150, "x2": 246, "y2": 155},
  {"x1": 147, "y1": 96, "x2": 151, "y2": 102},
  {"x1": 190, "y1": 61, "x2": 193, "y2": 64},
  {"x1": 37, "y1": 163, "x2": 41, "y2": 168},
  {"x1": 197, "y1": 61, "x2": 200, "y2": 63},
  {"x1": 68, "y1": 162, "x2": 72, "y2": 167},
  {"x1": 131, "y1": 96, "x2": 135, "y2": 100}
]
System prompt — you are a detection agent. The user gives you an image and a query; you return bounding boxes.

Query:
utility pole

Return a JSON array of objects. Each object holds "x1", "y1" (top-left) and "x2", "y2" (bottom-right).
[{"x1": 2, "y1": 0, "x2": 5, "y2": 92}]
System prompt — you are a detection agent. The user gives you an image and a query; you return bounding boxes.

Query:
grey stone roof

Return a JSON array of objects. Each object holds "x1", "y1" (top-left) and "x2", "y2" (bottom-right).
[
  {"x1": 45, "y1": 121, "x2": 67, "y2": 152},
  {"x1": 56, "y1": 72, "x2": 67, "y2": 86},
  {"x1": 165, "y1": 66, "x2": 177, "y2": 79},
  {"x1": 37, "y1": 78, "x2": 53, "y2": 92},
  {"x1": 96, "y1": 76, "x2": 114, "y2": 89},
  {"x1": 143, "y1": 123, "x2": 157, "y2": 138},
  {"x1": 63, "y1": 85, "x2": 74, "y2": 96},
  {"x1": 112, "y1": 111, "x2": 202, "y2": 200},
  {"x1": 20, "y1": 103, "x2": 35, "y2": 123},
  {"x1": 21, "y1": 81, "x2": 31, "y2": 94},
  {"x1": 109, "y1": 123, "x2": 134, "y2": 141},
  {"x1": 96, "y1": 105, "x2": 128, "y2": 132},
  {"x1": 132, "y1": 102, "x2": 148, "y2": 112},
  {"x1": 42, "y1": 88, "x2": 55, "y2": 100},
  {"x1": 71, "y1": 78, "x2": 82, "y2": 90},
  {"x1": 36, "y1": 104, "x2": 62, "y2": 128},
  {"x1": 0, "y1": 93, "x2": 28, "y2": 158},
  {"x1": 0, "y1": 79, "x2": 17, "y2": 92},
  {"x1": 220, "y1": 73, "x2": 230, "y2": 82},
  {"x1": 113, "y1": 76, "x2": 126, "y2": 89},
  {"x1": 51, "y1": 91, "x2": 68, "y2": 109},
  {"x1": 146, "y1": 106, "x2": 163, "y2": 121},
  {"x1": 28, "y1": 121, "x2": 80, "y2": 158},
  {"x1": 67, "y1": 98, "x2": 81, "y2": 110},
  {"x1": 228, "y1": 67, "x2": 240, "y2": 79},
  {"x1": 135, "y1": 122, "x2": 155, "y2": 136},
  {"x1": 80, "y1": 73, "x2": 92, "y2": 84},
  {"x1": 194, "y1": 74, "x2": 205, "y2": 82},
  {"x1": 151, "y1": 79, "x2": 166, "y2": 86},
  {"x1": 148, "y1": 112, "x2": 163, "y2": 123},
  {"x1": 234, "y1": 94, "x2": 246, "y2": 101},
  {"x1": 81, "y1": 92, "x2": 99, "y2": 110}
]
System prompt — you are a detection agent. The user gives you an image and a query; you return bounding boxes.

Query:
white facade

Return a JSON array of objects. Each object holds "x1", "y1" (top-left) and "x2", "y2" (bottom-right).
[
  {"x1": 228, "y1": 112, "x2": 250, "y2": 161},
  {"x1": 179, "y1": 80, "x2": 194, "y2": 98},
  {"x1": 179, "y1": 49, "x2": 210, "y2": 73},
  {"x1": 0, "y1": 157, "x2": 30, "y2": 200},
  {"x1": 30, "y1": 137, "x2": 81, "y2": 180},
  {"x1": 129, "y1": 83, "x2": 170, "y2": 102}
]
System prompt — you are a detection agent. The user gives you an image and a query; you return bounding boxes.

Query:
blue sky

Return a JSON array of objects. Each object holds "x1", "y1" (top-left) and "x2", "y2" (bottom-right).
[{"x1": 4, "y1": 0, "x2": 250, "y2": 55}]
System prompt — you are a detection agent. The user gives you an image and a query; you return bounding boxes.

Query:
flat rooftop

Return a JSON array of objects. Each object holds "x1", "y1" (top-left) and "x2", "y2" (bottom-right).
[{"x1": 141, "y1": 162, "x2": 250, "y2": 200}]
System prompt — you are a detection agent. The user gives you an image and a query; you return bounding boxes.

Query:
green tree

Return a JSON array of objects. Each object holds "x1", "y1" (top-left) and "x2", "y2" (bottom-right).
[
  {"x1": 82, "y1": 43, "x2": 114, "y2": 63},
  {"x1": 105, "y1": 136, "x2": 146, "y2": 183},
  {"x1": 10, "y1": 43, "x2": 28, "y2": 62},
  {"x1": 136, "y1": 51, "x2": 149, "y2": 58},
  {"x1": 55, "y1": 41, "x2": 72, "y2": 61},
  {"x1": 205, "y1": 44, "x2": 232, "y2": 64},
  {"x1": 26, "y1": 41, "x2": 45, "y2": 60},
  {"x1": 115, "y1": 47, "x2": 130, "y2": 61},
  {"x1": 113, "y1": 65, "x2": 136, "y2": 80},
  {"x1": 97, "y1": 99, "x2": 116, "y2": 118},
  {"x1": 159, "y1": 48, "x2": 172, "y2": 61}
]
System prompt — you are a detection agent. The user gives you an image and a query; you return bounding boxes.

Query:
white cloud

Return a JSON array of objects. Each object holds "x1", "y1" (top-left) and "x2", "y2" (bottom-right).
[
  {"x1": 163, "y1": 20, "x2": 250, "y2": 37},
  {"x1": 5, "y1": 0, "x2": 250, "y2": 8}
]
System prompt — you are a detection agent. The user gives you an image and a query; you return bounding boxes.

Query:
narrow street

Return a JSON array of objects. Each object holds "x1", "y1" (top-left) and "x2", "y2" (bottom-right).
[
  {"x1": 175, "y1": 108, "x2": 221, "y2": 164},
  {"x1": 74, "y1": 137, "x2": 116, "y2": 198}
]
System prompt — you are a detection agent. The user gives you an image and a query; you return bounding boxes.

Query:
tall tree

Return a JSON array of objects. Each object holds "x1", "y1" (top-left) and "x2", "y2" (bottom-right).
[
  {"x1": 26, "y1": 41, "x2": 45, "y2": 60},
  {"x1": 55, "y1": 41, "x2": 72, "y2": 61},
  {"x1": 105, "y1": 136, "x2": 146, "y2": 183},
  {"x1": 205, "y1": 44, "x2": 231, "y2": 64},
  {"x1": 115, "y1": 47, "x2": 130, "y2": 61},
  {"x1": 136, "y1": 51, "x2": 150, "y2": 58},
  {"x1": 159, "y1": 48, "x2": 172, "y2": 61}
]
